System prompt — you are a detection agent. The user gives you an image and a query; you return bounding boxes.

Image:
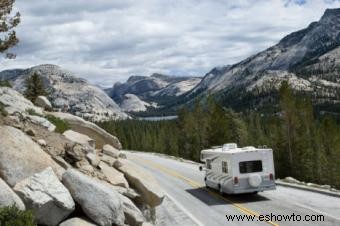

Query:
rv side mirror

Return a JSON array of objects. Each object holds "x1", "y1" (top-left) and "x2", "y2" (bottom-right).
[{"x1": 199, "y1": 166, "x2": 203, "y2": 171}]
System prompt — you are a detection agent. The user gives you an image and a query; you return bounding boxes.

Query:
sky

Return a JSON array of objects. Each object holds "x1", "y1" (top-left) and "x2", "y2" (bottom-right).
[{"x1": 1, "y1": 0, "x2": 340, "y2": 87}]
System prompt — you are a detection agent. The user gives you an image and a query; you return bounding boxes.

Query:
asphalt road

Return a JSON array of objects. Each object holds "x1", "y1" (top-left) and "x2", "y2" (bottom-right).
[{"x1": 125, "y1": 151, "x2": 340, "y2": 226}]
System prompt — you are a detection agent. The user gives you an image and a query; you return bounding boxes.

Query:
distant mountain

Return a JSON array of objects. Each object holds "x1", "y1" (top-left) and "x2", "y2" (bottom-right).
[
  {"x1": 106, "y1": 73, "x2": 201, "y2": 112},
  {"x1": 120, "y1": 94, "x2": 154, "y2": 112},
  {"x1": 0, "y1": 64, "x2": 128, "y2": 121},
  {"x1": 172, "y1": 8, "x2": 340, "y2": 113}
]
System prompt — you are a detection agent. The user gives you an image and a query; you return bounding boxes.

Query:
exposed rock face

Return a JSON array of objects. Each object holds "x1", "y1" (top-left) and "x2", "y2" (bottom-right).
[
  {"x1": 0, "y1": 125, "x2": 64, "y2": 187},
  {"x1": 102, "y1": 144, "x2": 119, "y2": 158},
  {"x1": 59, "y1": 218, "x2": 97, "y2": 226},
  {"x1": 62, "y1": 169, "x2": 125, "y2": 226},
  {"x1": 35, "y1": 96, "x2": 52, "y2": 110},
  {"x1": 152, "y1": 78, "x2": 201, "y2": 97},
  {"x1": 63, "y1": 130, "x2": 95, "y2": 149},
  {"x1": 115, "y1": 159, "x2": 164, "y2": 207},
  {"x1": 47, "y1": 112, "x2": 122, "y2": 149},
  {"x1": 0, "y1": 87, "x2": 43, "y2": 115},
  {"x1": 112, "y1": 186, "x2": 140, "y2": 200},
  {"x1": 27, "y1": 115, "x2": 56, "y2": 132},
  {"x1": 75, "y1": 159, "x2": 95, "y2": 176},
  {"x1": 0, "y1": 64, "x2": 128, "y2": 121},
  {"x1": 37, "y1": 139, "x2": 47, "y2": 147},
  {"x1": 100, "y1": 154, "x2": 116, "y2": 166},
  {"x1": 65, "y1": 143, "x2": 89, "y2": 163},
  {"x1": 120, "y1": 94, "x2": 151, "y2": 112},
  {"x1": 0, "y1": 178, "x2": 25, "y2": 210},
  {"x1": 99, "y1": 162, "x2": 129, "y2": 188},
  {"x1": 119, "y1": 194, "x2": 145, "y2": 226},
  {"x1": 86, "y1": 153, "x2": 100, "y2": 167},
  {"x1": 14, "y1": 167, "x2": 75, "y2": 226}
]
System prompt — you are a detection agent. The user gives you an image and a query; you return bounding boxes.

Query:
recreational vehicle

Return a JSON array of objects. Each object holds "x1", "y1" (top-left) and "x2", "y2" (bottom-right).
[{"x1": 199, "y1": 143, "x2": 276, "y2": 194}]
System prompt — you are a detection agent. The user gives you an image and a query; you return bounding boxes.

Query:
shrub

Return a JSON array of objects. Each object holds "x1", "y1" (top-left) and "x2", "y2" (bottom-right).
[
  {"x1": 0, "y1": 103, "x2": 8, "y2": 117},
  {"x1": 0, "y1": 80, "x2": 12, "y2": 88},
  {"x1": 45, "y1": 115, "x2": 70, "y2": 133},
  {"x1": 0, "y1": 206, "x2": 37, "y2": 226}
]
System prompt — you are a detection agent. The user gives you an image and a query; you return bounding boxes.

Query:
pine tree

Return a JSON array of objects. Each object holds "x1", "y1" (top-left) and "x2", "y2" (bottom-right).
[
  {"x1": 319, "y1": 117, "x2": 340, "y2": 187},
  {"x1": 294, "y1": 97, "x2": 316, "y2": 181},
  {"x1": 206, "y1": 96, "x2": 230, "y2": 146},
  {"x1": 279, "y1": 81, "x2": 298, "y2": 175},
  {"x1": 225, "y1": 109, "x2": 248, "y2": 146},
  {"x1": 24, "y1": 73, "x2": 48, "y2": 102},
  {"x1": 0, "y1": 0, "x2": 20, "y2": 58}
]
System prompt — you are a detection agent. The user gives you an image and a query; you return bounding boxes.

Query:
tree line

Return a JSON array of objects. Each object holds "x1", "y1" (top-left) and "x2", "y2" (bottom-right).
[{"x1": 99, "y1": 81, "x2": 340, "y2": 189}]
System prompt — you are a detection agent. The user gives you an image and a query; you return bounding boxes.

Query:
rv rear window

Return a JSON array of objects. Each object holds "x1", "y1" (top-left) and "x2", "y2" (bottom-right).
[{"x1": 239, "y1": 160, "x2": 262, "y2": 174}]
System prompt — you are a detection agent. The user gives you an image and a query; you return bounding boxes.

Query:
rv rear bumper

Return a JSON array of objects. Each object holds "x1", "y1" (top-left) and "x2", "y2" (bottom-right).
[{"x1": 232, "y1": 184, "x2": 276, "y2": 194}]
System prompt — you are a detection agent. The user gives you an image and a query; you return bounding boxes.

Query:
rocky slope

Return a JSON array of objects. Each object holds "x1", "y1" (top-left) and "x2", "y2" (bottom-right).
[
  {"x1": 178, "y1": 8, "x2": 340, "y2": 112},
  {"x1": 120, "y1": 94, "x2": 154, "y2": 112},
  {"x1": 106, "y1": 73, "x2": 201, "y2": 112},
  {"x1": 0, "y1": 86, "x2": 177, "y2": 225},
  {"x1": 0, "y1": 64, "x2": 128, "y2": 121}
]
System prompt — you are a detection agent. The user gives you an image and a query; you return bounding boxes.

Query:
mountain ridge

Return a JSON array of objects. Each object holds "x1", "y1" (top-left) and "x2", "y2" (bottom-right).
[{"x1": 163, "y1": 8, "x2": 340, "y2": 113}]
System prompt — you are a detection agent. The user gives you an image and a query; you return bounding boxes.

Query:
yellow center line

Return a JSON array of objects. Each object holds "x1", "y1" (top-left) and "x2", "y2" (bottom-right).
[{"x1": 131, "y1": 155, "x2": 279, "y2": 226}]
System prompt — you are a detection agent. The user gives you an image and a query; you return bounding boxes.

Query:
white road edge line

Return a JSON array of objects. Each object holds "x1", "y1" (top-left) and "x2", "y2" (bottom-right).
[
  {"x1": 294, "y1": 203, "x2": 340, "y2": 221},
  {"x1": 164, "y1": 191, "x2": 204, "y2": 226}
]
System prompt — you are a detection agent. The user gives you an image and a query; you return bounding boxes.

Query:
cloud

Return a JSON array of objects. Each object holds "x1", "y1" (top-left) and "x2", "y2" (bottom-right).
[{"x1": 1, "y1": 0, "x2": 340, "y2": 87}]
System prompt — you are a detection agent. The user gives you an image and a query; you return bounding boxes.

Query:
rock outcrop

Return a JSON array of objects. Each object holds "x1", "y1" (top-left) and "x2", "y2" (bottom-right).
[
  {"x1": 99, "y1": 161, "x2": 129, "y2": 188},
  {"x1": 0, "y1": 64, "x2": 128, "y2": 121},
  {"x1": 0, "y1": 178, "x2": 25, "y2": 210},
  {"x1": 100, "y1": 154, "x2": 116, "y2": 166},
  {"x1": 0, "y1": 125, "x2": 64, "y2": 187},
  {"x1": 62, "y1": 169, "x2": 125, "y2": 226},
  {"x1": 115, "y1": 159, "x2": 165, "y2": 207},
  {"x1": 0, "y1": 87, "x2": 43, "y2": 115},
  {"x1": 120, "y1": 94, "x2": 152, "y2": 112},
  {"x1": 47, "y1": 112, "x2": 122, "y2": 149},
  {"x1": 102, "y1": 144, "x2": 119, "y2": 158},
  {"x1": 27, "y1": 115, "x2": 56, "y2": 132},
  {"x1": 14, "y1": 167, "x2": 75, "y2": 226},
  {"x1": 0, "y1": 86, "x2": 166, "y2": 226},
  {"x1": 63, "y1": 130, "x2": 95, "y2": 150},
  {"x1": 35, "y1": 96, "x2": 52, "y2": 111},
  {"x1": 119, "y1": 194, "x2": 145, "y2": 226},
  {"x1": 86, "y1": 153, "x2": 100, "y2": 167}
]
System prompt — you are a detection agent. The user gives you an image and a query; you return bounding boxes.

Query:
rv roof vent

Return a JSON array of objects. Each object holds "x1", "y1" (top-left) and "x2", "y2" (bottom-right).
[{"x1": 222, "y1": 143, "x2": 237, "y2": 151}]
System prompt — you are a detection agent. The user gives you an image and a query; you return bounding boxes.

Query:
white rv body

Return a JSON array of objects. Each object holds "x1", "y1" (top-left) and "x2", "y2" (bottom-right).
[{"x1": 200, "y1": 143, "x2": 276, "y2": 194}]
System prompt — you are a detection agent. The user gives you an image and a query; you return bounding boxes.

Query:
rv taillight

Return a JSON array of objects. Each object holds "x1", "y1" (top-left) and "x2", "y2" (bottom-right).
[
  {"x1": 269, "y1": 173, "x2": 274, "y2": 180},
  {"x1": 234, "y1": 177, "x2": 239, "y2": 184}
]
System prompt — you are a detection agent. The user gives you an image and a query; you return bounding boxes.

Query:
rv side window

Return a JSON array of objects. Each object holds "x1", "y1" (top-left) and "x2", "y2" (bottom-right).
[
  {"x1": 206, "y1": 159, "x2": 212, "y2": 169},
  {"x1": 222, "y1": 161, "x2": 228, "y2": 174},
  {"x1": 239, "y1": 160, "x2": 262, "y2": 174}
]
